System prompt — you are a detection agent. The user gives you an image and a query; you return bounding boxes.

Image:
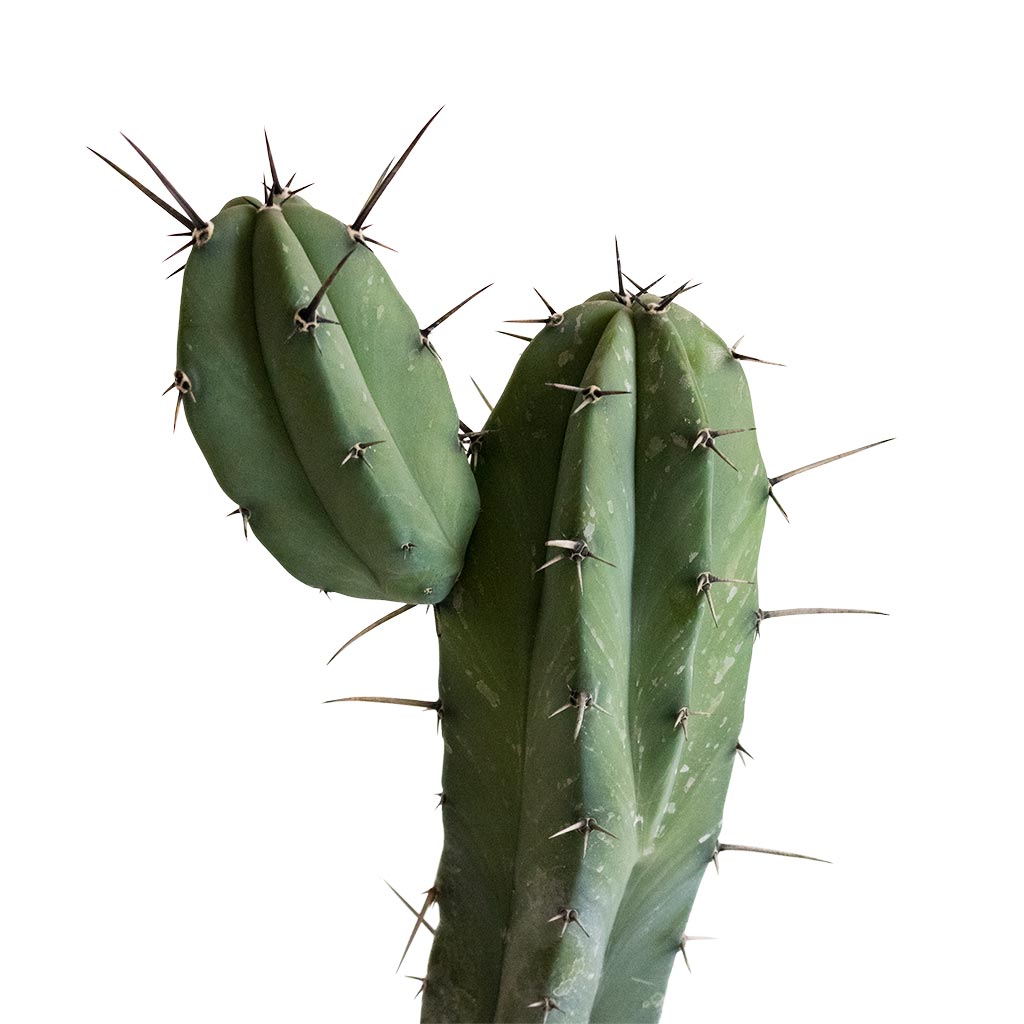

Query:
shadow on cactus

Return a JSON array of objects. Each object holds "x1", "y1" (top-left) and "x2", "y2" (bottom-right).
[{"x1": 93, "y1": 112, "x2": 890, "y2": 1024}]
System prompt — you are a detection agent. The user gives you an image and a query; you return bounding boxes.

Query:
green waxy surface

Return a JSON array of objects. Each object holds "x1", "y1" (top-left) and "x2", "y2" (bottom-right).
[
  {"x1": 423, "y1": 293, "x2": 766, "y2": 1023},
  {"x1": 176, "y1": 194, "x2": 479, "y2": 604}
]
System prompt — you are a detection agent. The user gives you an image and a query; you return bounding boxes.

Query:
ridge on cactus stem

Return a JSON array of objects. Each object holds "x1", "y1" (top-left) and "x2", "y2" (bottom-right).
[{"x1": 91, "y1": 112, "x2": 480, "y2": 604}]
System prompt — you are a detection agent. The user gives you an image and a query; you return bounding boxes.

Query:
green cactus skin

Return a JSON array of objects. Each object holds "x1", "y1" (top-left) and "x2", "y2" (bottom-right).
[
  {"x1": 175, "y1": 191, "x2": 479, "y2": 604},
  {"x1": 95, "y1": 130, "x2": 480, "y2": 605},
  {"x1": 423, "y1": 289, "x2": 766, "y2": 1023}
]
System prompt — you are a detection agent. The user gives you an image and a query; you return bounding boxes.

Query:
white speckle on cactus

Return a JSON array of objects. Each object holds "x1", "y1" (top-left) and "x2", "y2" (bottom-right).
[
  {"x1": 558, "y1": 349, "x2": 573, "y2": 367},
  {"x1": 475, "y1": 679, "x2": 499, "y2": 708},
  {"x1": 376, "y1": 304, "x2": 385, "y2": 321},
  {"x1": 679, "y1": 764, "x2": 690, "y2": 774},
  {"x1": 688, "y1": 551, "x2": 699, "y2": 563},
  {"x1": 713, "y1": 656, "x2": 736, "y2": 686},
  {"x1": 698, "y1": 832, "x2": 712, "y2": 843},
  {"x1": 646, "y1": 436, "x2": 666, "y2": 457}
]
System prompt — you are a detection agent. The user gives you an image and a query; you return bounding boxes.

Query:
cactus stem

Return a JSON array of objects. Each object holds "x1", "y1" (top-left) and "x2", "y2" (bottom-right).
[
  {"x1": 291, "y1": 250, "x2": 355, "y2": 343},
  {"x1": 691, "y1": 427, "x2": 755, "y2": 471},
  {"x1": 385, "y1": 881, "x2": 437, "y2": 937},
  {"x1": 497, "y1": 329, "x2": 534, "y2": 342},
  {"x1": 652, "y1": 280, "x2": 701, "y2": 311},
  {"x1": 327, "y1": 601, "x2": 416, "y2": 665},
  {"x1": 544, "y1": 382, "x2": 631, "y2": 415},
  {"x1": 755, "y1": 606, "x2": 888, "y2": 636},
  {"x1": 162, "y1": 369, "x2": 195, "y2": 431},
  {"x1": 528, "y1": 995, "x2": 564, "y2": 1021},
  {"x1": 226, "y1": 506, "x2": 251, "y2": 539},
  {"x1": 549, "y1": 687, "x2": 608, "y2": 741},
  {"x1": 735, "y1": 741, "x2": 754, "y2": 764},
  {"x1": 350, "y1": 107, "x2": 443, "y2": 236},
  {"x1": 696, "y1": 572, "x2": 755, "y2": 627},
  {"x1": 677, "y1": 935, "x2": 715, "y2": 973},
  {"x1": 396, "y1": 886, "x2": 440, "y2": 972},
  {"x1": 341, "y1": 440, "x2": 387, "y2": 467},
  {"x1": 672, "y1": 705, "x2": 710, "y2": 738},
  {"x1": 549, "y1": 816, "x2": 617, "y2": 859},
  {"x1": 730, "y1": 336, "x2": 785, "y2": 366},
  {"x1": 766, "y1": 437, "x2": 894, "y2": 520},
  {"x1": 713, "y1": 842, "x2": 831, "y2": 870},
  {"x1": 419, "y1": 283, "x2": 494, "y2": 360},
  {"x1": 548, "y1": 906, "x2": 590, "y2": 938},
  {"x1": 537, "y1": 539, "x2": 616, "y2": 593}
]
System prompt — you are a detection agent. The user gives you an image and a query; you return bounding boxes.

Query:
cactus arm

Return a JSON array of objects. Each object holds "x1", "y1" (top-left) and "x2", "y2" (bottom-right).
[{"x1": 176, "y1": 201, "x2": 380, "y2": 597}]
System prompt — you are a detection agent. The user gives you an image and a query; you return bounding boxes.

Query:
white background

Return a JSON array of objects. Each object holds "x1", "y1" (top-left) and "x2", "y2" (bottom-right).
[{"x1": 4, "y1": 2, "x2": 1022, "y2": 1021}]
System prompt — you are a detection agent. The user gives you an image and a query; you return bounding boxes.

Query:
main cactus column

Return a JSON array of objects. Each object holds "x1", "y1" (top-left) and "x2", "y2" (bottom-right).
[{"x1": 424, "y1": 290, "x2": 766, "y2": 1023}]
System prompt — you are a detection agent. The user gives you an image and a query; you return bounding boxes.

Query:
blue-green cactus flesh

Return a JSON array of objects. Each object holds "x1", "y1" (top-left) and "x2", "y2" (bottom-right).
[
  {"x1": 424, "y1": 292, "x2": 767, "y2": 1023},
  {"x1": 96, "y1": 131, "x2": 480, "y2": 605}
]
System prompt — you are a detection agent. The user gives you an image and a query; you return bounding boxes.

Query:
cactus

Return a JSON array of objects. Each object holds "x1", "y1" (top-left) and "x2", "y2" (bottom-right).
[
  {"x1": 90, "y1": 115, "x2": 480, "y2": 604},
  {"x1": 94, "y1": 114, "x2": 889, "y2": 1023},
  {"x1": 411, "y1": 268, "x2": 888, "y2": 1022}
]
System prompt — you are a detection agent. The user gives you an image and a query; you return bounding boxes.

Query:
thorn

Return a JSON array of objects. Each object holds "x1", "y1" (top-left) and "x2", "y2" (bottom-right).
[
  {"x1": 470, "y1": 376, "x2": 494, "y2": 412},
  {"x1": 505, "y1": 287, "x2": 565, "y2": 328},
  {"x1": 341, "y1": 439, "x2": 387, "y2": 468},
  {"x1": 731, "y1": 336, "x2": 785, "y2": 366},
  {"x1": 327, "y1": 602, "x2": 416, "y2": 664},
  {"x1": 227, "y1": 506, "x2": 251, "y2": 539},
  {"x1": 527, "y1": 996, "x2": 563, "y2": 1022},
  {"x1": 264, "y1": 129, "x2": 283, "y2": 198},
  {"x1": 406, "y1": 976, "x2": 427, "y2": 999},
  {"x1": 162, "y1": 369, "x2": 195, "y2": 431},
  {"x1": 536, "y1": 539, "x2": 616, "y2": 594},
  {"x1": 395, "y1": 886, "x2": 439, "y2": 972},
  {"x1": 384, "y1": 881, "x2": 437, "y2": 936},
  {"x1": 120, "y1": 134, "x2": 207, "y2": 231},
  {"x1": 435, "y1": 792, "x2": 446, "y2": 809},
  {"x1": 696, "y1": 572, "x2": 755, "y2": 627},
  {"x1": 401, "y1": 542, "x2": 416, "y2": 558},
  {"x1": 166, "y1": 263, "x2": 187, "y2": 279},
  {"x1": 419, "y1": 283, "x2": 493, "y2": 360},
  {"x1": 653, "y1": 280, "x2": 701, "y2": 311},
  {"x1": 735, "y1": 741, "x2": 754, "y2": 765},
  {"x1": 767, "y1": 438, "x2": 894, "y2": 519},
  {"x1": 549, "y1": 687, "x2": 608, "y2": 741},
  {"x1": 323, "y1": 695, "x2": 443, "y2": 730},
  {"x1": 544, "y1": 382, "x2": 631, "y2": 415},
  {"x1": 614, "y1": 237, "x2": 627, "y2": 303},
  {"x1": 672, "y1": 706, "x2": 709, "y2": 738},
  {"x1": 755, "y1": 606, "x2": 888, "y2": 636},
  {"x1": 715, "y1": 842, "x2": 831, "y2": 865},
  {"x1": 496, "y1": 329, "x2": 533, "y2": 342},
  {"x1": 458, "y1": 424, "x2": 494, "y2": 470},
  {"x1": 549, "y1": 816, "x2": 617, "y2": 859},
  {"x1": 548, "y1": 906, "x2": 590, "y2": 938},
  {"x1": 691, "y1": 427, "x2": 755, "y2": 471},
  {"x1": 677, "y1": 934, "x2": 715, "y2": 973},
  {"x1": 89, "y1": 142, "x2": 208, "y2": 241},
  {"x1": 351, "y1": 107, "x2": 443, "y2": 234},
  {"x1": 292, "y1": 250, "x2": 355, "y2": 342}
]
